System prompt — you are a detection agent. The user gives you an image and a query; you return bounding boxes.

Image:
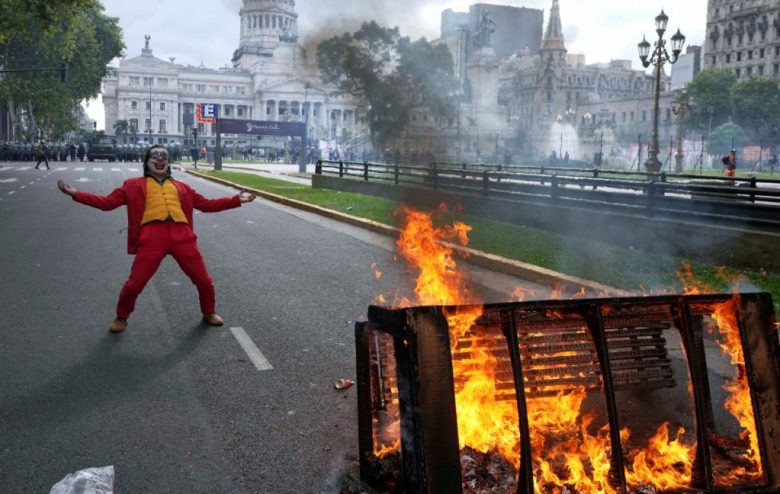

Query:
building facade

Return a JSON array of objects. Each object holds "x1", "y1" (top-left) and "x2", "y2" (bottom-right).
[
  {"x1": 705, "y1": 0, "x2": 780, "y2": 81},
  {"x1": 102, "y1": 0, "x2": 364, "y2": 152}
]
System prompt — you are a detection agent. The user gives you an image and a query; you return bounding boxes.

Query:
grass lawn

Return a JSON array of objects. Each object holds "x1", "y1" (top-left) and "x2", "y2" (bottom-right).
[{"x1": 201, "y1": 170, "x2": 780, "y2": 310}]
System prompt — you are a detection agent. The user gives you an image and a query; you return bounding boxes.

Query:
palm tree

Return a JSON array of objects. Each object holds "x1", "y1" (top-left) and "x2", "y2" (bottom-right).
[{"x1": 113, "y1": 119, "x2": 129, "y2": 144}]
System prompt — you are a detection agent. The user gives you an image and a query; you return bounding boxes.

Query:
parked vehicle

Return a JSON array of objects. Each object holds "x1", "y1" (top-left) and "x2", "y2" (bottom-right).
[{"x1": 88, "y1": 137, "x2": 118, "y2": 162}]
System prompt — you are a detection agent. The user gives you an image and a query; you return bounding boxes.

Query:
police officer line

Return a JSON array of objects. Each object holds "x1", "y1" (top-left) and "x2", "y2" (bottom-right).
[{"x1": 0, "y1": 165, "x2": 141, "y2": 172}]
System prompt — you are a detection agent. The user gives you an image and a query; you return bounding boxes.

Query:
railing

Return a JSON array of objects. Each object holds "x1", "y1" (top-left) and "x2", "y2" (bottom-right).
[{"x1": 314, "y1": 159, "x2": 780, "y2": 230}]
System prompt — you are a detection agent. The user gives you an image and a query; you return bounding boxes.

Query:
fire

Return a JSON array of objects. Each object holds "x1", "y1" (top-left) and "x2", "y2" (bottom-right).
[
  {"x1": 378, "y1": 207, "x2": 764, "y2": 492},
  {"x1": 396, "y1": 205, "x2": 514, "y2": 459},
  {"x1": 707, "y1": 295, "x2": 764, "y2": 484},
  {"x1": 624, "y1": 423, "x2": 694, "y2": 490}
]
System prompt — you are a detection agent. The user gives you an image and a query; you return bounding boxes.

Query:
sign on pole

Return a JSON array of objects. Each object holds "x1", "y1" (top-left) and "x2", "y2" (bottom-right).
[{"x1": 197, "y1": 103, "x2": 218, "y2": 124}]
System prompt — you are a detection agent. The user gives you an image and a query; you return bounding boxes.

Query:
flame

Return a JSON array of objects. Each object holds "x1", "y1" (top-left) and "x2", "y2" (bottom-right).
[
  {"x1": 375, "y1": 210, "x2": 762, "y2": 491},
  {"x1": 395, "y1": 205, "x2": 516, "y2": 461},
  {"x1": 624, "y1": 423, "x2": 694, "y2": 490},
  {"x1": 707, "y1": 294, "x2": 764, "y2": 484}
]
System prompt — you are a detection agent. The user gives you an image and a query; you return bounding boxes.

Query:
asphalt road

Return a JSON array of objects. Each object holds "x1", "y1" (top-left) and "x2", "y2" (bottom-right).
[{"x1": 0, "y1": 161, "x2": 552, "y2": 493}]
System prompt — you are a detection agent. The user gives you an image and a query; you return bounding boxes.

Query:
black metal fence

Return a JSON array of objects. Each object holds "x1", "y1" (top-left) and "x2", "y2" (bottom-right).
[{"x1": 314, "y1": 159, "x2": 780, "y2": 230}]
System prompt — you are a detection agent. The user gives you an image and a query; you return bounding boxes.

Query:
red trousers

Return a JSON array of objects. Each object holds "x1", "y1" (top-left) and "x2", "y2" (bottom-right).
[{"x1": 116, "y1": 222, "x2": 215, "y2": 318}]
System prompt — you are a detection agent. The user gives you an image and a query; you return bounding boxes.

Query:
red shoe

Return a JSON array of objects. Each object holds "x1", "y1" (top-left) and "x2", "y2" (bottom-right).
[
  {"x1": 202, "y1": 313, "x2": 224, "y2": 326},
  {"x1": 109, "y1": 317, "x2": 127, "y2": 333}
]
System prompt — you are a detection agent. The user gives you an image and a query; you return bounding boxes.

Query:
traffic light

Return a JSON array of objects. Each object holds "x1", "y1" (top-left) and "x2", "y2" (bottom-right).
[{"x1": 60, "y1": 63, "x2": 69, "y2": 83}]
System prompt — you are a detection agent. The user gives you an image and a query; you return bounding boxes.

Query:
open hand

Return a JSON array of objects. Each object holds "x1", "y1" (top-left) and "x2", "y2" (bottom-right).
[
  {"x1": 239, "y1": 190, "x2": 256, "y2": 203},
  {"x1": 57, "y1": 179, "x2": 77, "y2": 197}
]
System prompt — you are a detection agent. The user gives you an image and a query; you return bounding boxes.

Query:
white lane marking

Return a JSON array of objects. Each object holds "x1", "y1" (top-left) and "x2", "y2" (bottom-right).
[
  {"x1": 29, "y1": 181, "x2": 35, "y2": 185},
  {"x1": 0, "y1": 178, "x2": 18, "y2": 183},
  {"x1": 75, "y1": 177, "x2": 91, "y2": 182},
  {"x1": 111, "y1": 168, "x2": 120, "y2": 171},
  {"x1": 75, "y1": 167, "x2": 85, "y2": 171},
  {"x1": 8, "y1": 190, "x2": 15, "y2": 195},
  {"x1": 56, "y1": 167, "x2": 67, "y2": 171},
  {"x1": 93, "y1": 167, "x2": 103, "y2": 171},
  {"x1": 230, "y1": 327, "x2": 273, "y2": 371},
  {"x1": 20, "y1": 185, "x2": 25, "y2": 189},
  {"x1": 127, "y1": 168, "x2": 139, "y2": 172},
  {"x1": 19, "y1": 167, "x2": 32, "y2": 170}
]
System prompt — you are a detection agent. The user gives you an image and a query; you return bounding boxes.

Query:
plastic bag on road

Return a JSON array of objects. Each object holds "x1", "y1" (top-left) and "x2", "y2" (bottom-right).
[{"x1": 49, "y1": 465, "x2": 114, "y2": 494}]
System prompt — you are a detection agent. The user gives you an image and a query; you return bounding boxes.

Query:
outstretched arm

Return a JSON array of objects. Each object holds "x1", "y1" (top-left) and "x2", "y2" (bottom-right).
[
  {"x1": 58, "y1": 179, "x2": 127, "y2": 211},
  {"x1": 57, "y1": 179, "x2": 77, "y2": 197}
]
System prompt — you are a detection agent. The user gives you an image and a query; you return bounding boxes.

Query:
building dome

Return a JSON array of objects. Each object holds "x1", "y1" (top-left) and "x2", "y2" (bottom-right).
[{"x1": 233, "y1": 0, "x2": 300, "y2": 63}]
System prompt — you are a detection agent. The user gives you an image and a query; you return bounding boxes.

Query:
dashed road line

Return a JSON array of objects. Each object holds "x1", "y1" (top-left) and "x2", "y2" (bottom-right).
[{"x1": 229, "y1": 327, "x2": 273, "y2": 371}]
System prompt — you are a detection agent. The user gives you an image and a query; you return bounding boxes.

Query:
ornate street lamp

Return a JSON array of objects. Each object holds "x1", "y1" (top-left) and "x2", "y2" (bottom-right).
[{"x1": 638, "y1": 10, "x2": 685, "y2": 173}]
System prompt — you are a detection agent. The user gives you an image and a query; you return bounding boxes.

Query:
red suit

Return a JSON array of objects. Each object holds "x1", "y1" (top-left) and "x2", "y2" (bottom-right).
[{"x1": 73, "y1": 177, "x2": 241, "y2": 318}]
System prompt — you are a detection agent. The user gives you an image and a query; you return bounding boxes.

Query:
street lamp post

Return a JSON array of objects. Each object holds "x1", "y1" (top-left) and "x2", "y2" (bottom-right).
[
  {"x1": 148, "y1": 80, "x2": 153, "y2": 143},
  {"x1": 299, "y1": 83, "x2": 311, "y2": 173},
  {"x1": 638, "y1": 10, "x2": 685, "y2": 173}
]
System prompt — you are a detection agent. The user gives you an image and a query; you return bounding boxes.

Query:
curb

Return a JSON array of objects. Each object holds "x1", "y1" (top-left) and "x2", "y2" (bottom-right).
[{"x1": 185, "y1": 168, "x2": 620, "y2": 295}]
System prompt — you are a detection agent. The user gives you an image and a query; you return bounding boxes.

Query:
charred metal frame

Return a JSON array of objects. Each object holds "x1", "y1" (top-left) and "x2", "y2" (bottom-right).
[{"x1": 355, "y1": 293, "x2": 780, "y2": 493}]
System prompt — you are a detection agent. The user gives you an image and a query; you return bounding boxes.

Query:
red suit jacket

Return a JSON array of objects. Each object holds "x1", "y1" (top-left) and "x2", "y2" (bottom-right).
[{"x1": 73, "y1": 176, "x2": 241, "y2": 254}]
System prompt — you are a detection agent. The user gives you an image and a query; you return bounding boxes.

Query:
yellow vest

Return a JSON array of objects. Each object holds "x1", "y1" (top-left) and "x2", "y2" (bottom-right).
[{"x1": 141, "y1": 177, "x2": 188, "y2": 224}]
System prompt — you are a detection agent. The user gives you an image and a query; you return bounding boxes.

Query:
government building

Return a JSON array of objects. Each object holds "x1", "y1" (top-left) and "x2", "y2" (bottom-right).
[{"x1": 102, "y1": 0, "x2": 365, "y2": 152}]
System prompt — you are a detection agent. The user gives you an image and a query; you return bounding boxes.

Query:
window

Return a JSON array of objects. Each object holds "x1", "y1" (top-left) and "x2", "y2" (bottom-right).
[
  {"x1": 776, "y1": 46, "x2": 780, "y2": 56},
  {"x1": 224, "y1": 106, "x2": 232, "y2": 116},
  {"x1": 158, "y1": 78, "x2": 167, "y2": 87},
  {"x1": 145, "y1": 119, "x2": 151, "y2": 131},
  {"x1": 747, "y1": 66, "x2": 753, "y2": 76},
  {"x1": 129, "y1": 76, "x2": 140, "y2": 85},
  {"x1": 238, "y1": 87, "x2": 245, "y2": 95},
  {"x1": 726, "y1": 53, "x2": 731, "y2": 63},
  {"x1": 159, "y1": 102, "x2": 165, "y2": 111},
  {"x1": 642, "y1": 110, "x2": 647, "y2": 121},
  {"x1": 736, "y1": 68, "x2": 741, "y2": 77},
  {"x1": 159, "y1": 120, "x2": 166, "y2": 133},
  {"x1": 665, "y1": 108, "x2": 671, "y2": 120},
  {"x1": 712, "y1": 56, "x2": 716, "y2": 65},
  {"x1": 145, "y1": 101, "x2": 151, "y2": 110},
  {"x1": 129, "y1": 119, "x2": 138, "y2": 132},
  {"x1": 759, "y1": 65, "x2": 764, "y2": 75},
  {"x1": 143, "y1": 77, "x2": 152, "y2": 86},
  {"x1": 748, "y1": 50, "x2": 753, "y2": 60},
  {"x1": 760, "y1": 48, "x2": 765, "y2": 58},
  {"x1": 131, "y1": 101, "x2": 138, "y2": 110},
  {"x1": 237, "y1": 107, "x2": 244, "y2": 117},
  {"x1": 737, "y1": 52, "x2": 742, "y2": 61},
  {"x1": 775, "y1": 63, "x2": 780, "y2": 75}
]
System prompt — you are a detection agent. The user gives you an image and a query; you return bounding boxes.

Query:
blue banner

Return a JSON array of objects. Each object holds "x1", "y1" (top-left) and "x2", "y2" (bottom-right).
[{"x1": 220, "y1": 119, "x2": 305, "y2": 137}]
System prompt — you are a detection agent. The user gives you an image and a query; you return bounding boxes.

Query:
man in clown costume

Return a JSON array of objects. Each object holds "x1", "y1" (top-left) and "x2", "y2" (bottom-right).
[{"x1": 57, "y1": 144, "x2": 256, "y2": 333}]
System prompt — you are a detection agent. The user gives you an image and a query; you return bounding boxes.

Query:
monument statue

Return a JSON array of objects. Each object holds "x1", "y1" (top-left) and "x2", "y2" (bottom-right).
[{"x1": 475, "y1": 9, "x2": 497, "y2": 46}]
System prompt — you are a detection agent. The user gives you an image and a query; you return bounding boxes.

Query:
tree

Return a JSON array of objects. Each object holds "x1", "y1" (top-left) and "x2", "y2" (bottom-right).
[
  {"x1": 707, "y1": 122, "x2": 747, "y2": 156},
  {"x1": 114, "y1": 119, "x2": 129, "y2": 142},
  {"x1": 730, "y1": 77, "x2": 780, "y2": 139},
  {"x1": 683, "y1": 69, "x2": 736, "y2": 134},
  {"x1": 316, "y1": 21, "x2": 457, "y2": 150},
  {"x1": 0, "y1": 0, "x2": 98, "y2": 45},
  {"x1": 0, "y1": 1, "x2": 123, "y2": 138}
]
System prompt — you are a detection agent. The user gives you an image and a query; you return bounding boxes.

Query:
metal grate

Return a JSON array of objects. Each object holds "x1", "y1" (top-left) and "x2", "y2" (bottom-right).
[{"x1": 355, "y1": 293, "x2": 780, "y2": 493}]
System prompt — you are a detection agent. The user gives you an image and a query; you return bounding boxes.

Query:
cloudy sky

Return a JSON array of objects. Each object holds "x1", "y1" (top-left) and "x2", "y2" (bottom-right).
[{"x1": 87, "y1": 0, "x2": 708, "y2": 125}]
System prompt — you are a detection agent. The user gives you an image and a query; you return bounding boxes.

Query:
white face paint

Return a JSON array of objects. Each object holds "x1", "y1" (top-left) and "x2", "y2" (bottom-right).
[{"x1": 147, "y1": 148, "x2": 170, "y2": 178}]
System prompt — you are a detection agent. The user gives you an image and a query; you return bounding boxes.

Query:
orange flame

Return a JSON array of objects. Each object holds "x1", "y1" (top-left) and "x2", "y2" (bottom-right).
[
  {"x1": 377, "y1": 211, "x2": 763, "y2": 491},
  {"x1": 707, "y1": 295, "x2": 764, "y2": 484}
]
